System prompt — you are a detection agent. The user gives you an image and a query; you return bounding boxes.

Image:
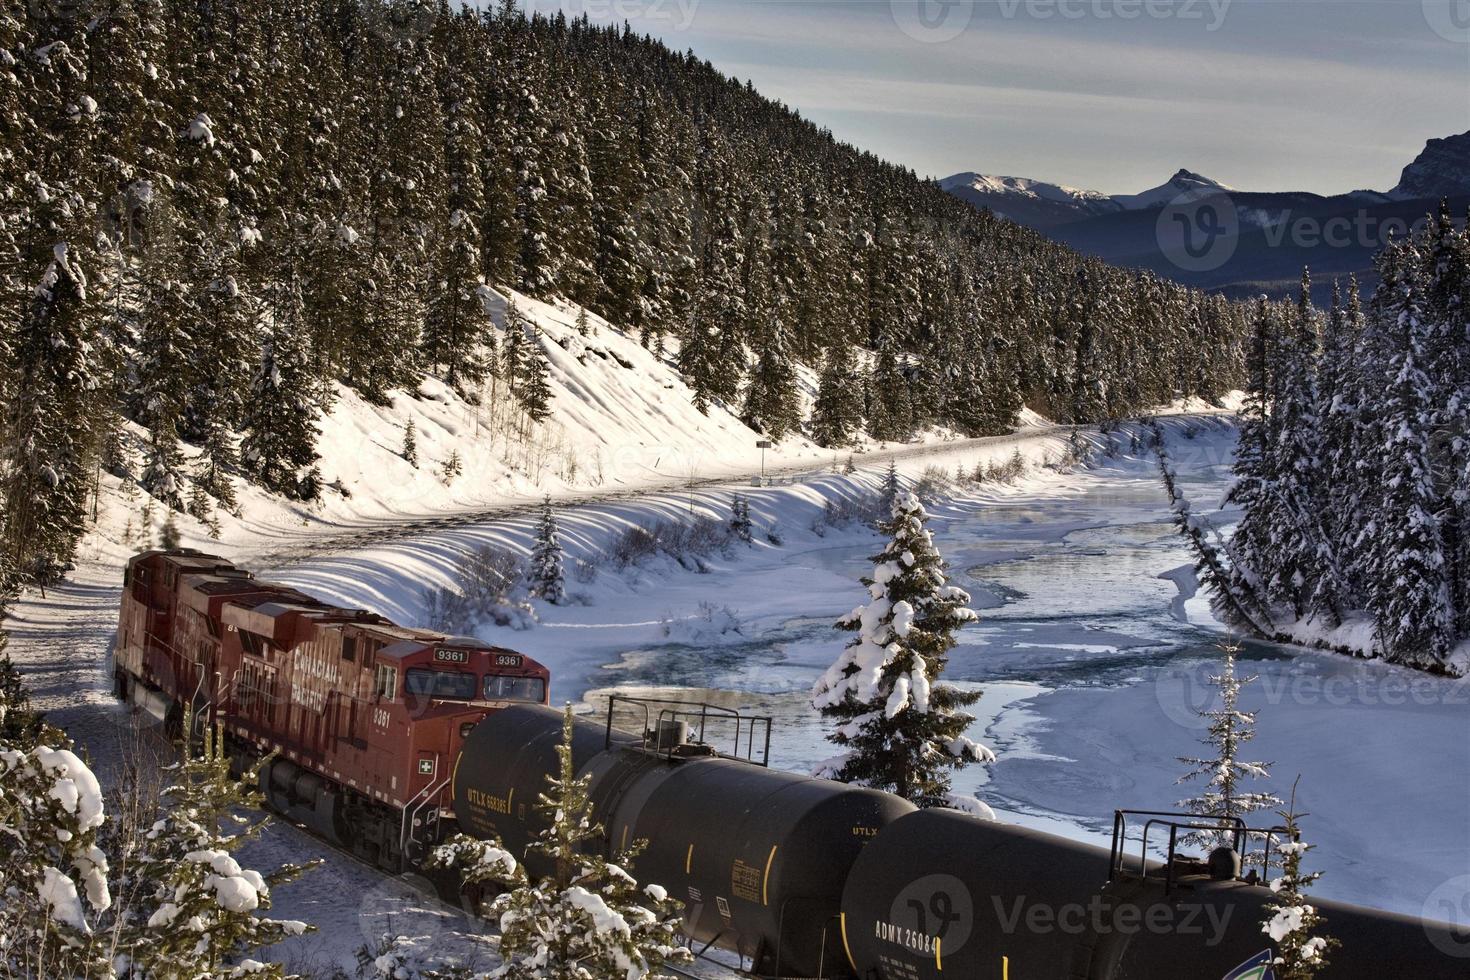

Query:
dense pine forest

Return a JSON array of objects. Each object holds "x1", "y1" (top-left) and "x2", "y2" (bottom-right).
[
  {"x1": 1179, "y1": 203, "x2": 1470, "y2": 673},
  {"x1": 0, "y1": 0, "x2": 1246, "y2": 584}
]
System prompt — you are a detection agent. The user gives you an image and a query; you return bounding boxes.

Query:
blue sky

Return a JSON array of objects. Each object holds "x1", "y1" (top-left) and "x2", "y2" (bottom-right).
[{"x1": 524, "y1": 0, "x2": 1470, "y2": 195}]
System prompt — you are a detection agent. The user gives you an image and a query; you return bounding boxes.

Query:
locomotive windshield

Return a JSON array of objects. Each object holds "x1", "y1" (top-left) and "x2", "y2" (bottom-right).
[
  {"x1": 484, "y1": 675, "x2": 545, "y2": 702},
  {"x1": 404, "y1": 668, "x2": 477, "y2": 700}
]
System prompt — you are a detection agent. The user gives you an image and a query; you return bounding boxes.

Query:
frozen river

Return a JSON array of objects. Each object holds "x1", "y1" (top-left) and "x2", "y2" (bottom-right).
[{"x1": 560, "y1": 446, "x2": 1470, "y2": 922}]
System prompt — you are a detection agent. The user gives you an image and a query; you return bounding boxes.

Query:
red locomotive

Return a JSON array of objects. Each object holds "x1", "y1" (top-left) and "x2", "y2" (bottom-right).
[{"x1": 113, "y1": 548, "x2": 550, "y2": 872}]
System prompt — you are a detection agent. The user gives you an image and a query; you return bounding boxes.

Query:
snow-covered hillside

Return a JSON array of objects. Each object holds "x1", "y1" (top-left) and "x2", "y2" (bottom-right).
[{"x1": 87, "y1": 287, "x2": 919, "y2": 569}]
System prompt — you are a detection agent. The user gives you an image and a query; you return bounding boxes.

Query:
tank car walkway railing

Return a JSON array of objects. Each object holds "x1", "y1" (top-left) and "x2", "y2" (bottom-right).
[
  {"x1": 1109, "y1": 809, "x2": 1291, "y2": 893},
  {"x1": 604, "y1": 694, "x2": 774, "y2": 766}
]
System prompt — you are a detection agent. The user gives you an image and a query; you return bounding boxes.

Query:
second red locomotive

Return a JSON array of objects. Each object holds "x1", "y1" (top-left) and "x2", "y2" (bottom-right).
[{"x1": 113, "y1": 548, "x2": 550, "y2": 872}]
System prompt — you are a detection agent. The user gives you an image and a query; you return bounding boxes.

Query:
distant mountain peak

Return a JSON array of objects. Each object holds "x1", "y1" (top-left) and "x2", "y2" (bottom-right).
[
  {"x1": 1111, "y1": 169, "x2": 1233, "y2": 210},
  {"x1": 1392, "y1": 131, "x2": 1470, "y2": 201}
]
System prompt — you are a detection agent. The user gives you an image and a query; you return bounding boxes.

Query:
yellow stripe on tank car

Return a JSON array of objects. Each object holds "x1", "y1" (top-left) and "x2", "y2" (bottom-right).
[
  {"x1": 451, "y1": 752, "x2": 462, "y2": 802},
  {"x1": 838, "y1": 913, "x2": 856, "y2": 971},
  {"x1": 1003, "y1": 955, "x2": 1009, "y2": 979},
  {"x1": 761, "y1": 845, "x2": 778, "y2": 906},
  {"x1": 685, "y1": 844, "x2": 694, "y2": 875},
  {"x1": 936, "y1": 936, "x2": 942, "y2": 971}
]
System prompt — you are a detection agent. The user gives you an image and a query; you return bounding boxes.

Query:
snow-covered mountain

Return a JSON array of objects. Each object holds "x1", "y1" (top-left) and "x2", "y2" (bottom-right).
[
  {"x1": 940, "y1": 168, "x2": 1232, "y2": 228},
  {"x1": 1392, "y1": 131, "x2": 1470, "y2": 201},
  {"x1": 944, "y1": 132, "x2": 1468, "y2": 302},
  {"x1": 1109, "y1": 168, "x2": 1234, "y2": 210},
  {"x1": 938, "y1": 172, "x2": 1123, "y2": 228}
]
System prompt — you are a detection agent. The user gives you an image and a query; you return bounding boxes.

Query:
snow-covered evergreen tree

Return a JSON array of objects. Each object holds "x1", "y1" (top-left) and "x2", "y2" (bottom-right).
[
  {"x1": 741, "y1": 316, "x2": 801, "y2": 441},
  {"x1": 120, "y1": 719, "x2": 316, "y2": 976},
  {"x1": 1261, "y1": 785, "x2": 1338, "y2": 980},
  {"x1": 240, "y1": 327, "x2": 322, "y2": 500},
  {"x1": 0, "y1": 729, "x2": 113, "y2": 976},
  {"x1": 880, "y1": 460, "x2": 900, "y2": 517},
  {"x1": 432, "y1": 705, "x2": 691, "y2": 979},
  {"x1": 530, "y1": 497, "x2": 565, "y2": 605},
  {"x1": 810, "y1": 343, "x2": 863, "y2": 448},
  {"x1": 403, "y1": 418, "x2": 420, "y2": 467},
  {"x1": 2, "y1": 232, "x2": 101, "y2": 583},
  {"x1": 1266, "y1": 271, "x2": 1324, "y2": 619},
  {"x1": 516, "y1": 324, "x2": 554, "y2": 425},
  {"x1": 1369, "y1": 245, "x2": 1455, "y2": 666},
  {"x1": 866, "y1": 335, "x2": 912, "y2": 443},
  {"x1": 811, "y1": 492, "x2": 993, "y2": 807},
  {"x1": 729, "y1": 494, "x2": 753, "y2": 544},
  {"x1": 1176, "y1": 642, "x2": 1282, "y2": 851}
]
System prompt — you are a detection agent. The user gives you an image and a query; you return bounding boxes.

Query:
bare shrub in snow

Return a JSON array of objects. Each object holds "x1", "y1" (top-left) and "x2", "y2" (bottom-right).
[
  {"x1": 572, "y1": 557, "x2": 598, "y2": 585},
  {"x1": 423, "y1": 545, "x2": 535, "y2": 632},
  {"x1": 913, "y1": 465, "x2": 952, "y2": 503},
  {"x1": 815, "y1": 491, "x2": 885, "y2": 534},
  {"x1": 605, "y1": 516, "x2": 729, "y2": 572},
  {"x1": 431, "y1": 706, "x2": 690, "y2": 979}
]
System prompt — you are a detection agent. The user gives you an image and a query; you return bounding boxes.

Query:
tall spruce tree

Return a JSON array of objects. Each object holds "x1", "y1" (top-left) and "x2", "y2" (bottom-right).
[
  {"x1": 1176, "y1": 642, "x2": 1282, "y2": 852},
  {"x1": 810, "y1": 342, "x2": 864, "y2": 448},
  {"x1": 812, "y1": 492, "x2": 993, "y2": 806},
  {"x1": 239, "y1": 327, "x2": 321, "y2": 501},
  {"x1": 529, "y1": 497, "x2": 565, "y2": 604}
]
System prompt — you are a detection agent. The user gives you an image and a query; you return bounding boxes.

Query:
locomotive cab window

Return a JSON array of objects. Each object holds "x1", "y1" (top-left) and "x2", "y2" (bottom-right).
[
  {"x1": 484, "y1": 675, "x2": 546, "y2": 703},
  {"x1": 373, "y1": 665, "x2": 397, "y2": 701},
  {"x1": 404, "y1": 668, "x2": 476, "y2": 701}
]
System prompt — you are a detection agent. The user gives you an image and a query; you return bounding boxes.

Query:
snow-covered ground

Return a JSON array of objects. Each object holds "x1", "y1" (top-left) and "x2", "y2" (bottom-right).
[{"x1": 14, "y1": 407, "x2": 1467, "y2": 974}]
